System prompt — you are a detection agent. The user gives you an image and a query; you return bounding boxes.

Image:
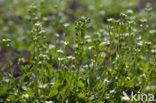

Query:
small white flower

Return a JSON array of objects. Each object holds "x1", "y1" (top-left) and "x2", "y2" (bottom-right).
[
  {"x1": 145, "y1": 85, "x2": 156, "y2": 91},
  {"x1": 140, "y1": 18, "x2": 147, "y2": 23},
  {"x1": 110, "y1": 90, "x2": 115, "y2": 94},
  {"x1": 64, "y1": 23, "x2": 70, "y2": 27},
  {"x1": 145, "y1": 41, "x2": 151, "y2": 45},
  {"x1": 106, "y1": 41, "x2": 110, "y2": 45},
  {"x1": 103, "y1": 79, "x2": 110, "y2": 85},
  {"x1": 86, "y1": 39, "x2": 92, "y2": 43},
  {"x1": 135, "y1": 49, "x2": 140, "y2": 52},
  {"x1": 22, "y1": 86, "x2": 28, "y2": 91},
  {"x1": 85, "y1": 35, "x2": 91, "y2": 39},
  {"x1": 38, "y1": 61, "x2": 42, "y2": 64},
  {"x1": 126, "y1": 9, "x2": 133, "y2": 14},
  {"x1": 100, "y1": 41, "x2": 110, "y2": 46},
  {"x1": 2, "y1": 39, "x2": 11, "y2": 42},
  {"x1": 100, "y1": 42, "x2": 107, "y2": 46},
  {"x1": 18, "y1": 58, "x2": 25, "y2": 64},
  {"x1": 39, "y1": 30, "x2": 46, "y2": 34},
  {"x1": 126, "y1": 77, "x2": 131, "y2": 80},
  {"x1": 39, "y1": 84, "x2": 48, "y2": 89},
  {"x1": 45, "y1": 101, "x2": 53, "y2": 103},
  {"x1": 88, "y1": 46, "x2": 93, "y2": 50},
  {"x1": 107, "y1": 18, "x2": 115, "y2": 22},
  {"x1": 55, "y1": 33, "x2": 59, "y2": 37},
  {"x1": 63, "y1": 41, "x2": 68, "y2": 46},
  {"x1": 101, "y1": 52, "x2": 106, "y2": 57},
  {"x1": 123, "y1": 33, "x2": 129, "y2": 37},
  {"x1": 137, "y1": 41, "x2": 143, "y2": 46},
  {"x1": 83, "y1": 65, "x2": 88, "y2": 69},
  {"x1": 22, "y1": 94, "x2": 29, "y2": 98},
  {"x1": 66, "y1": 99, "x2": 69, "y2": 103},
  {"x1": 2, "y1": 39, "x2": 6, "y2": 42},
  {"x1": 5, "y1": 79, "x2": 10, "y2": 82},
  {"x1": 66, "y1": 56, "x2": 75, "y2": 60},
  {"x1": 35, "y1": 22, "x2": 41, "y2": 28},
  {"x1": 120, "y1": 13, "x2": 127, "y2": 18},
  {"x1": 140, "y1": 74, "x2": 146, "y2": 78},
  {"x1": 50, "y1": 82, "x2": 55, "y2": 85},
  {"x1": 57, "y1": 49, "x2": 63, "y2": 53},
  {"x1": 151, "y1": 49, "x2": 156, "y2": 53},
  {"x1": 49, "y1": 44, "x2": 55, "y2": 49},
  {"x1": 149, "y1": 30, "x2": 156, "y2": 34},
  {"x1": 39, "y1": 54, "x2": 49, "y2": 60},
  {"x1": 128, "y1": 20, "x2": 134, "y2": 25},
  {"x1": 58, "y1": 58, "x2": 65, "y2": 61},
  {"x1": 115, "y1": 54, "x2": 119, "y2": 60}
]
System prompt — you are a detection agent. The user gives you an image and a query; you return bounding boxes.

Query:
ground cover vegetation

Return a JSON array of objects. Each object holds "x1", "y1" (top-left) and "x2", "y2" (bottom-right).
[{"x1": 0, "y1": 0, "x2": 156, "y2": 102}]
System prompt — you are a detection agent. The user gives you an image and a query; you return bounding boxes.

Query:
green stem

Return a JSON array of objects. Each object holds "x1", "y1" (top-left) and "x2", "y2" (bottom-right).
[{"x1": 7, "y1": 47, "x2": 14, "y2": 80}]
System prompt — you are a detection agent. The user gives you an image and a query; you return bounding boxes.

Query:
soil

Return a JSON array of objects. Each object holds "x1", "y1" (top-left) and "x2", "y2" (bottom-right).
[{"x1": 0, "y1": 46, "x2": 30, "y2": 77}]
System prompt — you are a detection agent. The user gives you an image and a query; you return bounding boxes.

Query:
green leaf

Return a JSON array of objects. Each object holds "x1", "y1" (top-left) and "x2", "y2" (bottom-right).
[
  {"x1": 8, "y1": 60, "x2": 13, "y2": 67},
  {"x1": 49, "y1": 88, "x2": 58, "y2": 97},
  {"x1": 1, "y1": 67, "x2": 5, "y2": 72},
  {"x1": 78, "y1": 80, "x2": 85, "y2": 88},
  {"x1": 77, "y1": 93, "x2": 85, "y2": 99}
]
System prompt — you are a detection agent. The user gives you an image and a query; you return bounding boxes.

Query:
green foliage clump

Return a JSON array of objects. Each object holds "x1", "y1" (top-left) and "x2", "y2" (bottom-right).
[{"x1": 0, "y1": 0, "x2": 156, "y2": 102}]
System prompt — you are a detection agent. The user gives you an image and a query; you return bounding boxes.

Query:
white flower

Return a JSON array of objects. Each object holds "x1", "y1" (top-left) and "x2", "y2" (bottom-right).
[
  {"x1": 145, "y1": 85, "x2": 156, "y2": 91},
  {"x1": 85, "y1": 35, "x2": 91, "y2": 39},
  {"x1": 58, "y1": 57, "x2": 65, "y2": 61},
  {"x1": 39, "y1": 84, "x2": 48, "y2": 89},
  {"x1": 22, "y1": 86, "x2": 28, "y2": 91},
  {"x1": 22, "y1": 94, "x2": 29, "y2": 98},
  {"x1": 49, "y1": 44, "x2": 55, "y2": 49},
  {"x1": 88, "y1": 46, "x2": 93, "y2": 50},
  {"x1": 145, "y1": 41, "x2": 151, "y2": 45},
  {"x1": 107, "y1": 18, "x2": 115, "y2": 23},
  {"x1": 64, "y1": 23, "x2": 70, "y2": 27},
  {"x1": 120, "y1": 13, "x2": 127, "y2": 18},
  {"x1": 135, "y1": 49, "x2": 140, "y2": 52},
  {"x1": 45, "y1": 101, "x2": 53, "y2": 103},
  {"x1": 126, "y1": 77, "x2": 131, "y2": 80},
  {"x1": 50, "y1": 82, "x2": 55, "y2": 85},
  {"x1": 103, "y1": 79, "x2": 110, "y2": 85},
  {"x1": 151, "y1": 49, "x2": 156, "y2": 53},
  {"x1": 123, "y1": 33, "x2": 129, "y2": 37},
  {"x1": 2, "y1": 39, "x2": 11, "y2": 43},
  {"x1": 140, "y1": 74, "x2": 146, "y2": 78},
  {"x1": 115, "y1": 54, "x2": 119, "y2": 60},
  {"x1": 39, "y1": 54, "x2": 49, "y2": 60},
  {"x1": 100, "y1": 41, "x2": 110, "y2": 46},
  {"x1": 137, "y1": 41, "x2": 143, "y2": 46},
  {"x1": 63, "y1": 41, "x2": 68, "y2": 46},
  {"x1": 149, "y1": 30, "x2": 156, "y2": 34},
  {"x1": 86, "y1": 39, "x2": 92, "y2": 43},
  {"x1": 110, "y1": 90, "x2": 115, "y2": 94},
  {"x1": 100, "y1": 42, "x2": 107, "y2": 46},
  {"x1": 126, "y1": 9, "x2": 133, "y2": 14},
  {"x1": 35, "y1": 22, "x2": 41, "y2": 28},
  {"x1": 83, "y1": 65, "x2": 88, "y2": 69},
  {"x1": 66, "y1": 56, "x2": 75, "y2": 60},
  {"x1": 38, "y1": 61, "x2": 42, "y2": 64},
  {"x1": 57, "y1": 49, "x2": 63, "y2": 53},
  {"x1": 39, "y1": 30, "x2": 46, "y2": 34},
  {"x1": 140, "y1": 18, "x2": 147, "y2": 23},
  {"x1": 18, "y1": 58, "x2": 25, "y2": 64}
]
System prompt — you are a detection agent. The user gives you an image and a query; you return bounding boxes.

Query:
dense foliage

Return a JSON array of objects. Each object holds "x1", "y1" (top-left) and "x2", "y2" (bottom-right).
[{"x1": 0, "y1": 0, "x2": 156, "y2": 102}]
